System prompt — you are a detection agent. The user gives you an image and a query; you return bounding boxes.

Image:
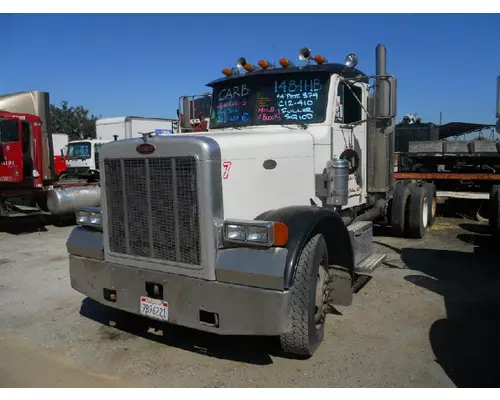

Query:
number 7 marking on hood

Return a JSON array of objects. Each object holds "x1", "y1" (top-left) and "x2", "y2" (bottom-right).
[{"x1": 223, "y1": 161, "x2": 232, "y2": 179}]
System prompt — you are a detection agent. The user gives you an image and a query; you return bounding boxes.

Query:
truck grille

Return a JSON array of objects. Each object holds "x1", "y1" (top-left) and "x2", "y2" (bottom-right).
[{"x1": 104, "y1": 157, "x2": 201, "y2": 266}]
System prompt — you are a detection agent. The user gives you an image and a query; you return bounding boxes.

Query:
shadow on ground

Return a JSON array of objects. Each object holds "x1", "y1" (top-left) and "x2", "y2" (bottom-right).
[
  {"x1": 79, "y1": 298, "x2": 283, "y2": 366},
  {"x1": 0, "y1": 215, "x2": 75, "y2": 235},
  {"x1": 392, "y1": 227, "x2": 500, "y2": 387},
  {"x1": 0, "y1": 217, "x2": 48, "y2": 235}
]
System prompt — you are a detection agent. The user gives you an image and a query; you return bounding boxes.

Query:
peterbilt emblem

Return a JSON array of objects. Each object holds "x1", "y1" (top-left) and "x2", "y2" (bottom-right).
[{"x1": 136, "y1": 143, "x2": 155, "y2": 155}]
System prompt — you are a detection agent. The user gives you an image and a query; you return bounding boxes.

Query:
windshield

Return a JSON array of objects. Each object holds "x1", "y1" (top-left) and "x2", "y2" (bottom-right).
[
  {"x1": 209, "y1": 71, "x2": 330, "y2": 129},
  {"x1": 0, "y1": 120, "x2": 20, "y2": 142},
  {"x1": 67, "y1": 142, "x2": 91, "y2": 159}
]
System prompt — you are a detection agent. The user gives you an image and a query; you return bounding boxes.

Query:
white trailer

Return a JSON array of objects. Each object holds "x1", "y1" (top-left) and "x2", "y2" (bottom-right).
[
  {"x1": 96, "y1": 116, "x2": 177, "y2": 141},
  {"x1": 52, "y1": 133, "x2": 69, "y2": 157},
  {"x1": 67, "y1": 45, "x2": 437, "y2": 358}
]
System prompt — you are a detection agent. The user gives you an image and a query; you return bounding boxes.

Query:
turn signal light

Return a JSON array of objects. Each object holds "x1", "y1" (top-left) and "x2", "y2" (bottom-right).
[{"x1": 272, "y1": 222, "x2": 288, "y2": 247}]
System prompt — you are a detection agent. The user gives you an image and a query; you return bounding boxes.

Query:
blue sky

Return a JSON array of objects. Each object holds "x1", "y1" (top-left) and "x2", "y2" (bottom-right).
[{"x1": 1, "y1": 13, "x2": 499, "y2": 128}]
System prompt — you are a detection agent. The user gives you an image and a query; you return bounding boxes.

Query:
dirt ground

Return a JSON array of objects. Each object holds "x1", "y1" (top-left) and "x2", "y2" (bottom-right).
[{"x1": 1, "y1": 217, "x2": 499, "y2": 388}]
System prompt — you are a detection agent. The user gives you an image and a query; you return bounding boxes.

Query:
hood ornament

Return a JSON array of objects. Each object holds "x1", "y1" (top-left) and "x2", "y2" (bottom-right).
[{"x1": 140, "y1": 132, "x2": 153, "y2": 143}]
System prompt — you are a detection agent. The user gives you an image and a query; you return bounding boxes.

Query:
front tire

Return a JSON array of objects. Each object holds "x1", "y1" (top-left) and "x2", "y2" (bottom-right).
[{"x1": 280, "y1": 234, "x2": 329, "y2": 358}]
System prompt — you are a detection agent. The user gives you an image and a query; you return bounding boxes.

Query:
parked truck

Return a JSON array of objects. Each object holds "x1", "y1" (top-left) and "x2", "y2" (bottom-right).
[
  {"x1": 67, "y1": 44, "x2": 436, "y2": 357},
  {"x1": 0, "y1": 91, "x2": 100, "y2": 220},
  {"x1": 63, "y1": 138, "x2": 111, "y2": 180},
  {"x1": 489, "y1": 76, "x2": 500, "y2": 234},
  {"x1": 177, "y1": 95, "x2": 211, "y2": 133},
  {"x1": 62, "y1": 117, "x2": 177, "y2": 179}
]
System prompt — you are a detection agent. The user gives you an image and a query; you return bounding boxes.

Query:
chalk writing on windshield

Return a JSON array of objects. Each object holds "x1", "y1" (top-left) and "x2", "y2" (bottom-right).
[{"x1": 214, "y1": 84, "x2": 252, "y2": 125}]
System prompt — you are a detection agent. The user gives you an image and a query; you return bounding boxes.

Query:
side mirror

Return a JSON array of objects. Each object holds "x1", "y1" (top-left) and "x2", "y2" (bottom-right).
[
  {"x1": 375, "y1": 76, "x2": 397, "y2": 120},
  {"x1": 60, "y1": 149, "x2": 64, "y2": 157}
]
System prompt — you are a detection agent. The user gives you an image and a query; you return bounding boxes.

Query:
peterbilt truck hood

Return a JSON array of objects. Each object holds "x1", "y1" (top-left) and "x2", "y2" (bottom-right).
[{"x1": 202, "y1": 128, "x2": 315, "y2": 221}]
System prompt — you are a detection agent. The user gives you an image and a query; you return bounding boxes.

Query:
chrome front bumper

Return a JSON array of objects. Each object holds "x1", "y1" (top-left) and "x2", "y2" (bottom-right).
[{"x1": 69, "y1": 254, "x2": 292, "y2": 336}]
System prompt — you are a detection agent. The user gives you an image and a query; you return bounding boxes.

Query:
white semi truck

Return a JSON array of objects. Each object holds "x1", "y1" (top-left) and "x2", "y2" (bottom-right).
[{"x1": 67, "y1": 44, "x2": 436, "y2": 357}]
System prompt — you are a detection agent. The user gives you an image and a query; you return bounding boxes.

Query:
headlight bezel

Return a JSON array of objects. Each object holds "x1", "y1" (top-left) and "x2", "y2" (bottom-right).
[
  {"x1": 76, "y1": 206, "x2": 102, "y2": 231},
  {"x1": 222, "y1": 219, "x2": 288, "y2": 248}
]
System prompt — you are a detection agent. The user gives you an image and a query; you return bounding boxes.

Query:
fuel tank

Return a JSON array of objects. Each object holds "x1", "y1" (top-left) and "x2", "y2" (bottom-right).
[{"x1": 47, "y1": 185, "x2": 101, "y2": 216}]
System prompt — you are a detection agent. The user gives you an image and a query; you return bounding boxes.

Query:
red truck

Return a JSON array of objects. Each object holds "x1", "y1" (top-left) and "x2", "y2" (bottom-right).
[{"x1": 0, "y1": 91, "x2": 100, "y2": 221}]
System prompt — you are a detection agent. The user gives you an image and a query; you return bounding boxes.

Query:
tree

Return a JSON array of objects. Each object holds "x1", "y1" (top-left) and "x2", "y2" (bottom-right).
[{"x1": 50, "y1": 101, "x2": 101, "y2": 141}]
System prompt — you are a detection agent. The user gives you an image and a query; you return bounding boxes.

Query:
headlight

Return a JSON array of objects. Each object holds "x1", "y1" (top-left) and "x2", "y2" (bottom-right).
[
  {"x1": 76, "y1": 207, "x2": 102, "y2": 230},
  {"x1": 222, "y1": 219, "x2": 288, "y2": 248}
]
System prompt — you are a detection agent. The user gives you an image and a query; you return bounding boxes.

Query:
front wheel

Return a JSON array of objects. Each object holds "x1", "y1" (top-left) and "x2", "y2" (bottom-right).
[{"x1": 280, "y1": 234, "x2": 329, "y2": 358}]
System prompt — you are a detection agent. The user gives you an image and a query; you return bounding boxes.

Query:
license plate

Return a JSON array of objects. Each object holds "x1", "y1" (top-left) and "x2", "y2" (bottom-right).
[{"x1": 140, "y1": 296, "x2": 169, "y2": 322}]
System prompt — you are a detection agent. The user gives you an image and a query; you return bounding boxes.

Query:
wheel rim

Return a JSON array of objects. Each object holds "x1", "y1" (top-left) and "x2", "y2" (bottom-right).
[
  {"x1": 422, "y1": 196, "x2": 428, "y2": 228},
  {"x1": 314, "y1": 261, "x2": 328, "y2": 328},
  {"x1": 431, "y1": 196, "x2": 437, "y2": 219}
]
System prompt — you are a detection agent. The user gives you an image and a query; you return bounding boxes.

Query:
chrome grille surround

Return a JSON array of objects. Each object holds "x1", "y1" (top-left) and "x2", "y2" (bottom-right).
[{"x1": 100, "y1": 135, "x2": 223, "y2": 281}]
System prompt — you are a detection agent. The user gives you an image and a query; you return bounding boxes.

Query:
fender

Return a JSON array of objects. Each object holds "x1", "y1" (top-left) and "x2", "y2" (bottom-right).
[{"x1": 255, "y1": 206, "x2": 355, "y2": 290}]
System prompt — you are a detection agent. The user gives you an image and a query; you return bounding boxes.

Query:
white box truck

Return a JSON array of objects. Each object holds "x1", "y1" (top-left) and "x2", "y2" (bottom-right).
[{"x1": 95, "y1": 116, "x2": 177, "y2": 142}]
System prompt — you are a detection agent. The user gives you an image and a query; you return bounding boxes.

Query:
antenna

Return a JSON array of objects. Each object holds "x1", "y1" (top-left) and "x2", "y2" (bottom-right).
[{"x1": 273, "y1": 42, "x2": 277, "y2": 69}]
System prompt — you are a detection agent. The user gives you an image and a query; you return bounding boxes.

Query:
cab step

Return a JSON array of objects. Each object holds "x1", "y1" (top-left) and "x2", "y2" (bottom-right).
[
  {"x1": 347, "y1": 220, "x2": 385, "y2": 276},
  {"x1": 354, "y1": 253, "x2": 386, "y2": 275}
]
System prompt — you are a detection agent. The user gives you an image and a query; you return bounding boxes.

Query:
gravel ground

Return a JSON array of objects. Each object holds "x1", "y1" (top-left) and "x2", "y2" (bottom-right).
[{"x1": 1, "y1": 217, "x2": 499, "y2": 388}]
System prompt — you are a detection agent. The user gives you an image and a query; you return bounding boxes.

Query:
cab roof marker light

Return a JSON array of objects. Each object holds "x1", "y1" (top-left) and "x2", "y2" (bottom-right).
[
  {"x1": 222, "y1": 67, "x2": 239, "y2": 77},
  {"x1": 314, "y1": 55, "x2": 328, "y2": 65},
  {"x1": 279, "y1": 58, "x2": 294, "y2": 68},
  {"x1": 243, "y1": 63, "x2": 259, "y2": 72},
  {"x1": 258, "y1": 60, "x2": 275, "y2": 69}
]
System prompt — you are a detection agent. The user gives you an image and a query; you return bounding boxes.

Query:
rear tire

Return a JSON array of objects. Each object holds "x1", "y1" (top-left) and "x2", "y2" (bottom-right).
[
  {"x1": 280, "y1": 234, "x2": 329, "y2": 358},
  {"x1": 422, "y1": 183, "x2": 437, "y2": 226},
  {"x1": 405, "y1": 185, "x2": 428, "y2": 239},
  {"x1": 489, "y1": 185, "x2": 500, "y2": 233},
  {"x1": 391, "y1": 183, "x2": 411, "y2": 237}
]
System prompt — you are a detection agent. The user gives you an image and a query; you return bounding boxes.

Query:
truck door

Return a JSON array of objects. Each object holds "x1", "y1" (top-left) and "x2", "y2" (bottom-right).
[{"x1": 0, "y1": 118, "x2": 23, "y2": 183}]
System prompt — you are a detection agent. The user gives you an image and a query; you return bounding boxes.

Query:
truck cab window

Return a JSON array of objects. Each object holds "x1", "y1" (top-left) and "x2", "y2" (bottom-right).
[
  {"x1": 335, "y1": 82, "x2": 362, "y2": 124},
  {"x1": 67, "y1": 142, "x2": 91, "y2": 159},
  {"x1": 0, "y1": 120, "x2": 20, "y2": 142},
  {"x1": 209, "y1": 72, "x2": 330, "y2": 129}
]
